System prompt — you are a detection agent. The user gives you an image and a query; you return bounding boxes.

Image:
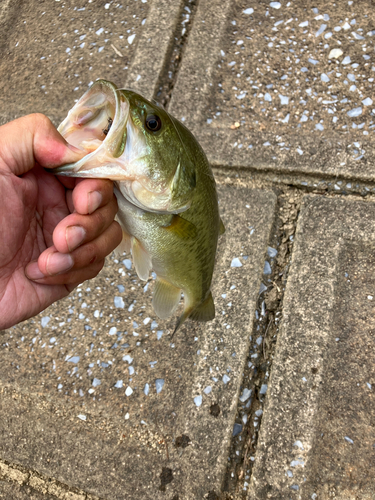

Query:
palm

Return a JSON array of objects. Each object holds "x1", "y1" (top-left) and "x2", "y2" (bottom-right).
[{"x1": 0, "y1": 167, "x2": 71, "y2": 326}]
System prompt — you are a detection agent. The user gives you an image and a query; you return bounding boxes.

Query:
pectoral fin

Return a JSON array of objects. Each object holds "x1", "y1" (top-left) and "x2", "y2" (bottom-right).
[
  {"x1": 162, "y1": 215, "x2": 197, "y2": 239},
  {"x1": 131, "y1": 237, "x2": 152, "y2": 281},
  {"x1": 152, "y1": 278, "x2": 181, "y2": 319},
  {"x1": 114, "y1": 224, "x2": 131, "y2": 255}
]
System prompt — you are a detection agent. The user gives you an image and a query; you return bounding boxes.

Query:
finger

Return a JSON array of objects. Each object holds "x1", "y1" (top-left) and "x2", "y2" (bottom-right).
[
  {"x1": 58, "y1": 176, "x2": 78, "y2": 190},
  {"x1": 25, "y1": 220, "x2": 122, "y2": 283},
  {"x1": 0, "y1": 114, "x2": 85, "y2": 176},
  {"x1": 27, "y1": 259, "x2": 106, "y2": 287},
  {"x1": 66, "y1": 281, "x2": 86, "y2": 294},
  {"x1": 72, "y1": 178, "x2": 115, "y2": 215},
  {"x1": 66, "y1": 189, "x2": 74, "y2": 213},
  {"x1": 52, "y1": 194, "x2": 119, "y2": 253},
  {"x1": 62, "y1": 178, "x2": 115, "y2": 219},
  {"x1": 57, "y1": 175, "x2": 113, "y2": 214}
]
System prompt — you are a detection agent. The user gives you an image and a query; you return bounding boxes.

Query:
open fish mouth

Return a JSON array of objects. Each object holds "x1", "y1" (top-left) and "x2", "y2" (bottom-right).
[{"x1": 54, "y1": 80, "x2": 131, "y2": 180}]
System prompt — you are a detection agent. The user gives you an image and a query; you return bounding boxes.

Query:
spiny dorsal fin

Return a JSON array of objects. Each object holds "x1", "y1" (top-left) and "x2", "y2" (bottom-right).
[
  {"x1": 131, "y1": 237, "x2": 152, "y2": 281},
  {"x1": 219, "y1": 218, "x2": 226, "y2": 235},
  {"x1": 162, "y1": 215, "x2": 197, "y2": 239},
  {"x1": 152, "y1": 277, "x2": 181, "y2": 319},
  {"x1": 189, "y1": 292, "x2": 215, "y2": 322}
]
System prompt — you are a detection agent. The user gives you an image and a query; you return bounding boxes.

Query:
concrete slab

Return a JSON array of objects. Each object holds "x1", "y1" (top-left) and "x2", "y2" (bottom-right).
[
  {"x1": 126, "y1": 0, "x2": 185, "y2": 98},
  {"x1": 170, "y1": 0, "x2": 375, "y2": 184},
  {"x1": 248, "y1": 195, "x2": 375, "y2": 499},
  {"x1": 1, "y1": 185, "x2": 276, "y2": 499},
  {"x1": 0, "y1": 0, "x2": 183, "y2": 126},
  {"x1": 0, "y1": 480, "x2": 54, "y2": 500}
]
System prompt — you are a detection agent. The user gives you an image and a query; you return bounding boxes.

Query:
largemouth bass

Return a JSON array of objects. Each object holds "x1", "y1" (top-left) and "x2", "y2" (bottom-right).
[{"x1": 53, "y1": 79, "x2": 224, "y2": 332}]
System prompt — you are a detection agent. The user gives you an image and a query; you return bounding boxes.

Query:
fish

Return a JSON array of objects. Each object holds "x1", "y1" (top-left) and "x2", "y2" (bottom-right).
[{"x1": 53, "y1": 79, "x2": 225, "y2": 333}]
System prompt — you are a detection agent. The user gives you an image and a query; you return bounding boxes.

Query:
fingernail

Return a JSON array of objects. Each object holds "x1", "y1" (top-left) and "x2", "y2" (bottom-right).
[
  {"x1": 25, "y1": 262, "x2": 45, "y2": 281},
  {"x1": 66, "y1": 225, "x2": 86, "y2": 252},
  {"x1": 88, "y1": 191, "x2": 102, "y2": 214},
  {"x1": 46, "y1": 252, "x2": 74, "y2": 275}
]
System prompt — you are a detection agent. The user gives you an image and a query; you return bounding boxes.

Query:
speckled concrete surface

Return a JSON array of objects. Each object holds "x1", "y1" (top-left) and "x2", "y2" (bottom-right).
[
  {"x1": 170, "y1": 0, "x2": 375, "y2": 185},
  {"x1": 0, "y1": 0, "x2": 146, "y2": 123},
  {"x1": 1, "y1": 0, "x2": 375, "y2": 498},
  {"x1": 249, "y1": 195, "x2": 375, "y2": 499},
  {"x1": 1, "y1": 185, "x2": 276, "y2": 498},
  {"x1": 0, "y1": 0, "x2": 187, "y2": 127},
  {"x1": 0, "y1": 0, "x2": 151, "y2": 125}
]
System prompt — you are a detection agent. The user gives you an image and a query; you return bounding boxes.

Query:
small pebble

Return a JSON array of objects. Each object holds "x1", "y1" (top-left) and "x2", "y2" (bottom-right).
[
  {"x1": 155, "y1": 379, "x2": 164, "y2": 394},
  {"x1": 194, "y1": 395, "x2": 202, "y2": 407}
]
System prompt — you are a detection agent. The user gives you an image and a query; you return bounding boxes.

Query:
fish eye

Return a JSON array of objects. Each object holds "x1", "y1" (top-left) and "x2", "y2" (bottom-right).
[{"x1": 145, "y1": 114, "x2": 162, "y2": 132}]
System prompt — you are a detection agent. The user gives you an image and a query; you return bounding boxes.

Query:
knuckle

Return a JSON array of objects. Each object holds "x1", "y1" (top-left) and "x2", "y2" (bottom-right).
[
  {"x1": 101, "y1": 179, "x2": 114, "y2": 191},
  {"x1": 87, "y1": 259, "x2": 105, "y2": 279},
  {"x1": 31, "y1": 113, "x2": 52, "y2": 128},
  {"x1": 84, "y1": 242, "x2": 97, "y2": 263},
  {"x1": 93, "y1": 209, "x2": 107, "y2": 231}
]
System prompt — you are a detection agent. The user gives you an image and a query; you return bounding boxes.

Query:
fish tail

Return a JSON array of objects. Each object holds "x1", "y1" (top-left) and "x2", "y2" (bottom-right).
[{"x1": 172, "y1": 291, "x2": 215, "y2": 338}]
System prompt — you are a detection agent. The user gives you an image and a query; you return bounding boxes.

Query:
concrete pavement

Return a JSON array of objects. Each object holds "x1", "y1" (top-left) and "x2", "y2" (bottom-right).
[
  {"x1": 1, "y1": 0, "x2": 375, "y2": 499},
  {"x1": 249, "y1": 195, "x2": 375, "y2": 499}
]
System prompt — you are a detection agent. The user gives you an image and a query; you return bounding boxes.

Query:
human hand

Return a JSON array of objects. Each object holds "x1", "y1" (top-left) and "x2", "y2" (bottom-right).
[{"x1": 0, "y1": 113, "x2": 122, "y2": 330}]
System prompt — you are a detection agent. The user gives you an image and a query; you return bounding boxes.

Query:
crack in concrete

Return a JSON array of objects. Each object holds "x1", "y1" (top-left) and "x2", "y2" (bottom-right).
[
  {"x1": 219, "y1": 184, "x2": 302, "y2": 499},
  {"x1": 0, "y1": 457, "x2": 103, "y2": 500},
  {"x1": 211, "y1": 164, "x2": 375, "y2": 199},
  {"x1": 155, "y1": 0, "x2": 199, "y2": 110}
]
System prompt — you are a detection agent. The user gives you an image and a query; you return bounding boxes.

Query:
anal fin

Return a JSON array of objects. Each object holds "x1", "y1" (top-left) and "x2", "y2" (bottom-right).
[
  {"x1": 190, "y1": 292, "x2": 215, "y2": 322},
  {"x1": 131, "y1": 237, "x2": 152, "y2": 281},
  {"x1": 152, "y1": 277, "x2": 181, "y2": 319}
]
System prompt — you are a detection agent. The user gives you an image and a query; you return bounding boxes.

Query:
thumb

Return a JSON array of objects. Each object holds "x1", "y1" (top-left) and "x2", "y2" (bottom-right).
[{"x1": 0, "y1": 113, "x2": 85, "y2": 176}]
